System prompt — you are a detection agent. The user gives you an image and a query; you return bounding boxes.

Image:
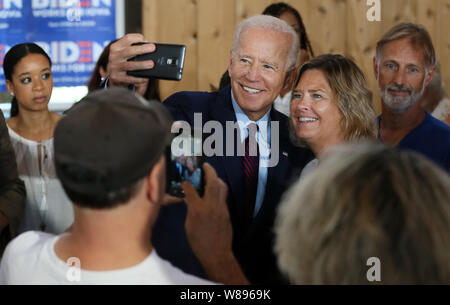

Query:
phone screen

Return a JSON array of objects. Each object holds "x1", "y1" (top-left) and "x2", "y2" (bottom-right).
[{"x1": 165, "y1": 131, "x2": 204, "y2": 198}]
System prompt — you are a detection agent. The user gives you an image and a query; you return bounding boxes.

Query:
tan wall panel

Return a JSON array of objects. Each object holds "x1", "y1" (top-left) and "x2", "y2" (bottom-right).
[
  {"x1": 306, "y1": 0, "x2": 347, "y2": 55},
  {"x1": 197, "y1": 0, "x2": 236, "y2": 91},
  {"x1": 155, "y1": 0, "x2": 198, "y2": 100},
  {"x1": 439, "y1": 0, "x2": 450, "y2": 92},
  {"x1": 417, "y1": 0, "x2": 439, "y2": 52},
  {"x1": 381, "y1": 0, "x2": 417, "y2": 32},
  {"x1": 347, "y1": 0, "x2": 383, "y2": 114},
  {"x1": 142, "y1": 0, "x2": 158, "y2": 41},
  {"x1": 285, "y1": 0, "x2": 310, "y2": 21},
  {"x1": 235, "y1": 0, "x2": 274, "y2": 22}
]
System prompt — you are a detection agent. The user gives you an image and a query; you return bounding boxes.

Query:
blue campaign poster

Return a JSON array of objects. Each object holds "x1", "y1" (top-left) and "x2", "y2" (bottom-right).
[{"x1": 0, "y1": 0, "x2": 116, "y2": 90}]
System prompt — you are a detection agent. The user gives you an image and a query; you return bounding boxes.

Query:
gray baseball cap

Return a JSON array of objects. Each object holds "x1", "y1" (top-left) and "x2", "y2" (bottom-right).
[{"x1": 54, "y1": 88, "x2": 173, "y2": 197}]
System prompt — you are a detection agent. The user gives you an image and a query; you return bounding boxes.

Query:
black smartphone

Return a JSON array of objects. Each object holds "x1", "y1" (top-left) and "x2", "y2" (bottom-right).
[
  {"x1": 165, "y1": 129, "x2": 204, "y2": 198},
  {"x1": 127, "y1": 42, "x2": 186, "y2": 81}
]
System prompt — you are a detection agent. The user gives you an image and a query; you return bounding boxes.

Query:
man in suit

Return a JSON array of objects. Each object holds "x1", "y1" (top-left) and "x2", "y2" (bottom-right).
[{"x1": 107, "y1": 15, "x2": 313, "y2": 284}]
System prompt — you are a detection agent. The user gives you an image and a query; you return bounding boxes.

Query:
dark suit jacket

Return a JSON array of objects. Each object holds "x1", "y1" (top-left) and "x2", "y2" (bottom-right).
[{"x1": 152, "y1": 86, "x2": 313, "y2": 284}]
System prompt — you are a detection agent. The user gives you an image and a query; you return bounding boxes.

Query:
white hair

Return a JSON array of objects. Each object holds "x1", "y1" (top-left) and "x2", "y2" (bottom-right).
[{"x1": 231, "y1": 15, "x2": 299, "y2": 70}]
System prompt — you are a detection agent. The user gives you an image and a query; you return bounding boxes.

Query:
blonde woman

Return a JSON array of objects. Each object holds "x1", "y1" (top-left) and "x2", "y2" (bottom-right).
[{"x1": 289, "y1": 54, "x2": 377, "y2": 176}]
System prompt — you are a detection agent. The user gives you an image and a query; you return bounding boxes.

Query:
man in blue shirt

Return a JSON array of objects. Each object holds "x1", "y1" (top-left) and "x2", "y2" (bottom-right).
[{"x1": 374, "y1": 22, "x2": 450, "y2": 173}]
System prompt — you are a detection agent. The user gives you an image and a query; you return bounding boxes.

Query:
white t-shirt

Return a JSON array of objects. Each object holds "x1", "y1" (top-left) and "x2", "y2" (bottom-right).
[{"x1": 0, "y1": 231, "x2": 215, "y2": 285}]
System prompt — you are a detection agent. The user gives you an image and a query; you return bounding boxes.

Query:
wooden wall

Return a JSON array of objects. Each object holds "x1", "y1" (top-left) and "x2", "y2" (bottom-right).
[{"x1": 142, "y1": 0, "x2": 450, "y2": 113}]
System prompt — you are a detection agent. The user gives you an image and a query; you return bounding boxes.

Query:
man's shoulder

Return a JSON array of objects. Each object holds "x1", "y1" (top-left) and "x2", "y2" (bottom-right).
[
  {"x1": 402, "y1": 114, "x2": 450, "y2": 172},
  {"x1": 0, "y1": 231, "x2": 56, "y2": 284},
  {"x1": 166, "y1": 90, "x2": 213, "y2": 99},
  {"x1": 419, "y1": 113, "x2": 450, "y2": 143},
  {"x1": 3, "y1": 231, "x2": 53, "y2": 255},
  {"x1": 164, "y1": 89, "x2": 225, "y2": 107},
  {"x1": 163, "y1": 88, "x2": 232, "y2": 122},
  {"x1": 425, "y1": 113, "x2": 450, "y2": 132}
]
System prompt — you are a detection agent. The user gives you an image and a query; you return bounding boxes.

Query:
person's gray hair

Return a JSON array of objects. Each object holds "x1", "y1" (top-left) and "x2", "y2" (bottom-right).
[
  {"x1": 231, "y1": 15, "x2": 299, "y2": 70},
  {"x1": 275, "y1": 142, "x2": 450, "y2": 284}
]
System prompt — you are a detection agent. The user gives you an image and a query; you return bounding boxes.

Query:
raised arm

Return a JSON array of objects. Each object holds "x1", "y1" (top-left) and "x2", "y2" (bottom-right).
[{"x1": 183, "y1": 163, "x2": 249, "y2": 285}]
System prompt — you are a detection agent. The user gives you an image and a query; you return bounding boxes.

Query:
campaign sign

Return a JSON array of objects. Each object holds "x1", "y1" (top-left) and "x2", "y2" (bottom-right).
[
  {"x1": 0, "y1": 0, "x2": 29, "y2": 35},
  {"x1": 30, "y1": 34, "x2": 111, "y2": 87},
  {"x1": 31, "y1": 0, "x2": 115, "y2": 32},
  {"x1": 0, "y1": 0, "x2": 116, "y2": 91}
]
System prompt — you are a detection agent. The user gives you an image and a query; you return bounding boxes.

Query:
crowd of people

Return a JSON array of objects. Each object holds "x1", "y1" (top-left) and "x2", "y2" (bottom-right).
[{"x1": 0, "y1": 2, "x2": 449, "y2": 285}]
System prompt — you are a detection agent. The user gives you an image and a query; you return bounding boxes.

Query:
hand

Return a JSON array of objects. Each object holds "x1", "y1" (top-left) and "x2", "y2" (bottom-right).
[
  {"x1": 183, "y1": 163, "x2": 249, "y2": 284},
  {"x1": 163, "y1": 194, "x2": 183, "y2": 206},
  {"x1": 135, "y1": 78, "x2": 150, "y2": 97},
  {"x1": 183, "y1": 163, "x2": 230, "y2": 261},
  {"x1": 107, "y1": 34, "x2": 156, "y2": 88}
]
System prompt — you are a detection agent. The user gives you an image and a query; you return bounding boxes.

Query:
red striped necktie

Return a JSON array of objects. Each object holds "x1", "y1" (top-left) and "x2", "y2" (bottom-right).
[{"x1": 243, "y1": 123, "x2": 259, "y2": 227}]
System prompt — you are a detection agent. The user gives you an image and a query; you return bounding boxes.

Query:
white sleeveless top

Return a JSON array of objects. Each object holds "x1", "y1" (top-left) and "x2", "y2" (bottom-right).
[{"x1": 7, "y1": 126, "x2": 74, "y2": 234}]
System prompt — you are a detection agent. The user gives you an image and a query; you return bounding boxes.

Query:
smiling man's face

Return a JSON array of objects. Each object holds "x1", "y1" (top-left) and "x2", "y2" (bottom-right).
[{"x1": 228, "y1": 27, "x2": 292, "y2": 121}]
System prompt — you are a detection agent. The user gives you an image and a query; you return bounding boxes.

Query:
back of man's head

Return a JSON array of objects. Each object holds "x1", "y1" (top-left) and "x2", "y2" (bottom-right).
[{"x1": 54, "y1": 88, "x2": 172, "y2": 209}]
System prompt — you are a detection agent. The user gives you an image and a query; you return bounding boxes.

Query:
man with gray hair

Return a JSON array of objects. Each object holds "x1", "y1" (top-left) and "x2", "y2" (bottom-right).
[
  {"x1": 373, "y1": 22, "x2": 450, "y2": 173},
  {"x1": 106, "y1": 15, "x2": 313, "y2": 284}
]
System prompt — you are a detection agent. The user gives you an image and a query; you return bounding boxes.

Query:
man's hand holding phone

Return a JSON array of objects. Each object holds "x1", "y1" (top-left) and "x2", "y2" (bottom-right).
[
  {"x1": 108, "y1": 33, "x2": 186, "y2": 89},
  {"x1": 107, "y1": 34, "x2": 156, "y2": 88}
]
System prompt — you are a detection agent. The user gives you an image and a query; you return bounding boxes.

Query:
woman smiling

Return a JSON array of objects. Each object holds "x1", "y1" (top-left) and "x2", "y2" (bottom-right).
[{"x1": 289, "y1": 54, "x2": 377, "y2": 176}]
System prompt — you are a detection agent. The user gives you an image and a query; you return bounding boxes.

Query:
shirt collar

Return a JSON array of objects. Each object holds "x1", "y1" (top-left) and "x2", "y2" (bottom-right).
[{"x1": 230, "y1": 88, "x2": 271, "y2": 141}]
